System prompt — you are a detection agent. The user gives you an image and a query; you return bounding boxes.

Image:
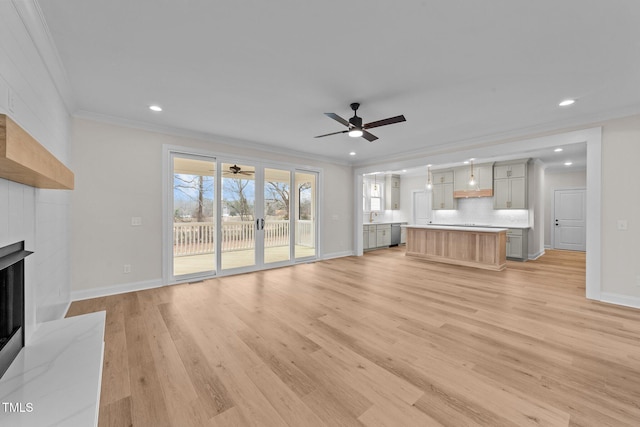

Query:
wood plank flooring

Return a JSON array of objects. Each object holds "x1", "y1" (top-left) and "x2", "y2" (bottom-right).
[{"x1": 66, "y1": 248, "x2": 640, "y2": 426}]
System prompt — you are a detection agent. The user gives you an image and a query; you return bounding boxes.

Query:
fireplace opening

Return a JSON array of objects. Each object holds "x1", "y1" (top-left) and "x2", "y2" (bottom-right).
[{"x1": 0, "y1": 241, "x2": 32, "y2": 379}]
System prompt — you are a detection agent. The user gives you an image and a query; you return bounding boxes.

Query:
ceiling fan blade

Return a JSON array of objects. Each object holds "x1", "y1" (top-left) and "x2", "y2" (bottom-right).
[
  {"x1": 324, "y1": 113, "x2": 350, "y2": 128},
  {"x1": 364, "y1": 115, "x2": 406, "y2": 130},
  {"x1": 362, "y1": 130, "x2": 378, "y2": 142},
  {"x1": 314, "y1": 130, "x2": 348, "y2": 138}
]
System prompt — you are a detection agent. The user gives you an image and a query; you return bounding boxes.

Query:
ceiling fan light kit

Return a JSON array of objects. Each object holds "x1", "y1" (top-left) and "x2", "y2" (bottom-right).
[{"x1": 315, "y1": 102, "x2": 406, "y2": 142}]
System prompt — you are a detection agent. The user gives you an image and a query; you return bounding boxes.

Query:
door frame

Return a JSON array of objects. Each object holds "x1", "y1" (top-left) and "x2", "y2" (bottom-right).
[
  {"x1": 412, "y1": 189, "x2": 430, "y2": 225},
  {"x1": 163, "y1": 145, "x2": 322, "y2": 285},
  {"x1": 551, "y1": 187, "x2": 586, "y2": 251}
]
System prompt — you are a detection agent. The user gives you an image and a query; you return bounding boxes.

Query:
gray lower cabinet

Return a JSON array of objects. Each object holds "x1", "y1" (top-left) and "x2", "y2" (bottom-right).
[
  {"x1": 506, "y1": 228, "x2": 528, "y2": 260},
  {"x1": 364, "y1": 225, "x2": 377, "y2": 249},
  {"x1": 364, "y1": 224, "x2": 400, "y2": 250},
  {"x1": 376, "y1": 224, "x2": 391, "y2": 247}
]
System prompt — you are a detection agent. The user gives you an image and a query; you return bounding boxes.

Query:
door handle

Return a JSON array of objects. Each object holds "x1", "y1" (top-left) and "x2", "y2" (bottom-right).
[
  {"x1": 256, "y1": 219, "x2": 260, "y2": 230},
  {"x1": 260, "y1": 218, "x2": 265, "y2": 230}
]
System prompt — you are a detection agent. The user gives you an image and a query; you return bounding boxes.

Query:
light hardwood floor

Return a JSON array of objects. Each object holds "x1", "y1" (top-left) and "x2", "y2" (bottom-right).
[{"x1": 67, "y1": 248, "x2": 640, "y2": 426}]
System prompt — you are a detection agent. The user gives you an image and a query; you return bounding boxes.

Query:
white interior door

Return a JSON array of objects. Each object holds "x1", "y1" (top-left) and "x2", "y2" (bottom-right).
[
  {"x1": 412, "y1": 190, "x2": 430, "y2": 224},
  {"x1": 553, "y1": 189, "x2": 586, "y2": 251}
]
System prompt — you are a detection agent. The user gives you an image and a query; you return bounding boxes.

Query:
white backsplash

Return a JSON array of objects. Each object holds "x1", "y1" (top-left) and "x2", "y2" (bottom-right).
[
  {"x1": 363, "y1": 210, "x2": 408, "y2": 224},
  {"x1": 431, "y1": 197, "x2": 529, "y2": 227}
]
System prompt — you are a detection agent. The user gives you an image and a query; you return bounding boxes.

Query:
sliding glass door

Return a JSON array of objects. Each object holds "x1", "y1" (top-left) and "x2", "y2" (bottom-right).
[
  {"x1": 220, "y1": 162, "x2": 257, "y2": 271},
  {"x1": 171, "y1": 153, "x2": 216, "y2": 277},
  {"x1": 295, "y1": 170, "x2": 317, "y2": 260},
  {"x1": 264, "y1": 168, "x2": 292, "y2": 265},
  {"x1": 167, "y1": 152, "x2": 318, "y2": 282}
]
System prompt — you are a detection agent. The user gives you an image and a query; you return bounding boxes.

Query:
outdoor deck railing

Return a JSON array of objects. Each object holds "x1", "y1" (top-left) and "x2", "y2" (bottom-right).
[{"x1": 173, "y1": 220, "x2": 313, "y2": 256}]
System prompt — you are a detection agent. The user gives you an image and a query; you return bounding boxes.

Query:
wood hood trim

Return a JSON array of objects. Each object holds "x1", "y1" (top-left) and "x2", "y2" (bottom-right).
[
  {"x1": 453, "y1": 189, "x2": 493, "y2": 199},
  {"x1": 0, "y1": 114, "x2": 74, "y2": 190}
]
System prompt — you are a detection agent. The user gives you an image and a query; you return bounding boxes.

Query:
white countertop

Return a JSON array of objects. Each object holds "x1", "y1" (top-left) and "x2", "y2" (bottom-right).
[
  {"x1": 403, "y1": 224, "x2": 508, "y2": 233},
  {"x1": 0, "y1": 311, "x2": 105, "y2": 427},
  {"x1": 363, "y1": 221, "x2": 407, "y2": 225},
  {"x1": 425, "y1": 223, "x2": 529, "y2": 229}
]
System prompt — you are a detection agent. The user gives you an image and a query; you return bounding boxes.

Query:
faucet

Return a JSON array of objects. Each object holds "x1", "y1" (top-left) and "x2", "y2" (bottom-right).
[{"x1": 369, "y1": 211, "x2": 378, "y2": 222}]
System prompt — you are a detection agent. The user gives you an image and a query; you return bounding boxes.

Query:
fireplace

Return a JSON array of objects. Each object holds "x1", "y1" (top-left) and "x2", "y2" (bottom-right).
[{"x1": 0, "y1": 241, "x2": 32, "y2": 379}]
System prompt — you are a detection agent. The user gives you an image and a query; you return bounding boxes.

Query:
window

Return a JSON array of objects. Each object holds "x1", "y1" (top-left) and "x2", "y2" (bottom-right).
[{"x1": 363, "y1": 174, "x2": 383, "y2": 212}]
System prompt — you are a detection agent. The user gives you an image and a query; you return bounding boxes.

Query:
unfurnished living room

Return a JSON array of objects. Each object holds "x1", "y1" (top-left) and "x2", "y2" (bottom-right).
[{"x1": 2, "y1": 1, "x2": 640, "y2": 426}]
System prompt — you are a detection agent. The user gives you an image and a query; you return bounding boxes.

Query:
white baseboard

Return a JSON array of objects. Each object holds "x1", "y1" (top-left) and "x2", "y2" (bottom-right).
[
  {"x1": 528, "y1": 250, "x2": 545, "y2": 260},
  {"x1": 71, "y1": 278, "x2": 163, "y2": 301},
  {"x1": 322, "y1": 251, "x2": 355, "y2": 260},
  {"x1": 71, "y1": 253, "x2": 355, "y2": 302},
  {"x1": 599, "y1": 292, "x2": 640, "y2": 310}
]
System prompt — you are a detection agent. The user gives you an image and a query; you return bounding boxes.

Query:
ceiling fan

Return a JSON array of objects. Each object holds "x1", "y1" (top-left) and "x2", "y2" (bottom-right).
[
  {"x1": 315, "y1": 103, "x2": 406, "y2": 142},
  {"x1": 228, "y1": 164, "x2": 254, "y2": 176}
]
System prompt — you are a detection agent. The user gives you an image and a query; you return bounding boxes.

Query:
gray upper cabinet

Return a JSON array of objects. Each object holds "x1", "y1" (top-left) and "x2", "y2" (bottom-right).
[
  {"x1": 385, "y1": 174, "x2": 400, "y2": 210},
  {"x1": 493, "y1": 160, "x2": 528, "y2": 209},
  {"x1": 432, "y1": 170, "x2": 457, "y2": 210}
]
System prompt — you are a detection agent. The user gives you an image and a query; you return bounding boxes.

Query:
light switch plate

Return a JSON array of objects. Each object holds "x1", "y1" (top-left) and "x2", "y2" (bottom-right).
[
  {"x1": 131, "y1": 217, "x2": 142, "y2": 226},
  {"x1": 617, "y1": 219, "x2": 628, "y2": 230}
]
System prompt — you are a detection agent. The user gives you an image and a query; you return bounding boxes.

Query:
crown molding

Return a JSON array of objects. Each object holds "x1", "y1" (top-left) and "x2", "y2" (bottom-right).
[
  {"x1": 10, "y1": 0, "x2": 76, "y2": 113},
  {"x1": 352, "y1": 104, "x2": 640, "y2": 169},
  {"x1": 73, "y1": 110, "x2": 351, "y2": 167}
]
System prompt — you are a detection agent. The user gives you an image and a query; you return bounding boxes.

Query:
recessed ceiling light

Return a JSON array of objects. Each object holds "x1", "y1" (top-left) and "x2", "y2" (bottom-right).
[
  {"x1": 402, "y1": 169, "x2": 407, "y2": 172},
  {"x1": 149, "y1": 105, "x2": 163, "y2": 112},
  {"x1": 559, "y1": 99, "x2": 575, "y2": 107},
  {"x1": 463, "y1": 161, "x2": 470, "y2": 164},
  {"x1": 554, "y1": 148, "x2": 563, "y2": 152},
  {"x1": 564, "y1": 161, "x2": 573, "y2": 166},
  {"x1": 349, "y1": 152, "x2": 356, "y2": 156},
  {"x1": 427, "y1": 164, "x2": 432, "y2": 167}
]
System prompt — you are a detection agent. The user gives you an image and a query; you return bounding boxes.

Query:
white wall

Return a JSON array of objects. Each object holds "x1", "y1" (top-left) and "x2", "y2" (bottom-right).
[
  {"x1": 71, "y1": 117, "x2": 353, "y2": 295},
  {"x1": 601, "y1": 115, "x2": 640, "y2": 303},
  {"x1": 543, "y1": 169, "x2": 587, "y2": 247},
  {"x1": 0, "y1": 2, "x2": 72, "y2": 341},
  {"x1": 528, "y1": 160, "x2": 545, "y2": 259}
]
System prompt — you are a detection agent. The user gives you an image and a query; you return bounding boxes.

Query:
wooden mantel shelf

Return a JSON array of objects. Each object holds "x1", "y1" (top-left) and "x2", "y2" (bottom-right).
[{"x1": 0, "y1": 114, "x2": 74, "y2": 190}]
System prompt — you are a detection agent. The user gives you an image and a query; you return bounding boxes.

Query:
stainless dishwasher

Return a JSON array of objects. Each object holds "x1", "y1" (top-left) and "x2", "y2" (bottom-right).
[{"x1": 390, "y1": 223, "x2": 401, "y2": 246}]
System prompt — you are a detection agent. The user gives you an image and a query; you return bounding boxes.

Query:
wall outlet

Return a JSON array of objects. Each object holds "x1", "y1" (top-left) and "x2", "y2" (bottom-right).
[
  {"x1": 123, "y1": 264, "x2": 131, "y2": 273},
  {"x1": 131, "y1": 217, "x2": 142, "y2": 226},
  {"x1": 617, "y1": 220, "x2": 628, "y2": 231}
]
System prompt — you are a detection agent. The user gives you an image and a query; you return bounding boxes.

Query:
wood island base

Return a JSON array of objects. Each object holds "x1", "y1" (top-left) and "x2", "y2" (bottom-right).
[{"x1": 404, "y1": 225, "x2": 507, "y2": 271}]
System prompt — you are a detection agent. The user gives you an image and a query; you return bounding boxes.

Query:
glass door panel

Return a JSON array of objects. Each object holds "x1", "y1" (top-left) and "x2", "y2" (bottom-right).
[
  {"x1": 172, "y1": 155, "x2": 216, "y2": 277},
  {"x1": 295, "y1": 171, "x2": 317, "y2": 260},
  {"x1": 221, "y1": 163, "x2": 256, "y2": 270},
  {"x1": 264, "y1": 168, "x2": 292, "y2": 264}
]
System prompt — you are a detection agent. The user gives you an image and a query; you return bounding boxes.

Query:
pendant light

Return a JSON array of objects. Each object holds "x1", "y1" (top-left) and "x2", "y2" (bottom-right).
[
  {"x1": 468, "y1": 160, "x2": 477, "y2": 188},
  {"x1": 426, "y1": 165, "x2": 433, "y2": 190},
  {"x1": 371, "y1": 173, "x2": 380, "y2": 197}
]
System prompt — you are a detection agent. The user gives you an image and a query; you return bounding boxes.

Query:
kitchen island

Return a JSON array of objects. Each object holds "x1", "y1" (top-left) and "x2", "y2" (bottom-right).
[{"x1": 403, "y1": 225, "x2": 507, "y2": 271}]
